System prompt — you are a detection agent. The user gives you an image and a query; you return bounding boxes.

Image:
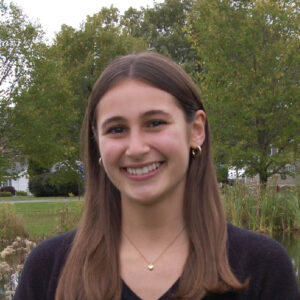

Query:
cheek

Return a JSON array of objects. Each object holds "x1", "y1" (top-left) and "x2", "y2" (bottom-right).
[
  {"x1": 151, "y1": 128, "x2": 190, "y2": 156},
  {"x1": 99, "y1": 138, "x2": 124, "y2": 164}
]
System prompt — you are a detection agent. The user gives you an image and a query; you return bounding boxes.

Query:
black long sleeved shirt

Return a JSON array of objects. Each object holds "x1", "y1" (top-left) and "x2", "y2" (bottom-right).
[{"x1": 13, "y1": 224, "x2": 300, "y2": 300}]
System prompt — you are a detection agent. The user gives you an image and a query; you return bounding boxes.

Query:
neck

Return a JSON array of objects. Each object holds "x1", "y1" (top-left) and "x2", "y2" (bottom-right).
[
  {"x1": 119, "y1": 189, "x2": 189, "y2": 279},
  {"x1": 121, "y1": 193, "x2": 186, "y2": 242}
]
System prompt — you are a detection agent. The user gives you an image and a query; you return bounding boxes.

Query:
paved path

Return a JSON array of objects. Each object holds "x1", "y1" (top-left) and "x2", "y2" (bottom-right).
[{"x1": 0, "y1": 198, "x2": 82, "y2": 204}]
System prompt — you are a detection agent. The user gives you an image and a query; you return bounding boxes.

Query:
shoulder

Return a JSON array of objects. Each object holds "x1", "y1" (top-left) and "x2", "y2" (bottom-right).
[
  {"x1": 227, "y1": 223, "x2": 285, "y2": 260},
  {"x1": 227, "y1": 223, "x2": 291, "y2": 272},
  {"x1": 23, "y1": 230, "x2": 75, "y2": 272},
  {"x1": 29, "y1": 229, "x2": 75, "y2": 260},
  {"x1": 227, "y1": 223, "x2": 300, "y2": 299},
  {"x1": 13, "y1": 230, "x2": 76, "y2": 300}
]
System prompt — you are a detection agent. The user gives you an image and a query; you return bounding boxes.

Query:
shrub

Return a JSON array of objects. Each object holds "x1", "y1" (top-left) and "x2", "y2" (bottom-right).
[
  {"x1": 0, "y1": 186, "x2": 16, "y2": 196},
  {"x1": 41, "y1": 173, "x2": 58, "y2": 196},
  {"x1": 29, "y1": 173, "x2": 57, "y2": 196},
  {"x1": 56, "y1": 202, "x2": 83, "y2": 233},
  {"x1": 16, "y1": 191, "x2": 27, "y2": 196},
  {"x1": 28, "y1": 174, "x2": 43, "y2": 196},
  {"x1": 0, "y1": 204, "x2": 28, "y2": 240},
  {"x1": 55, "y1": 181, "x2": 79, "y2": 196},
  {"x1": 29, "y1": 173, "x2": 80, "y2": 197},
  {"x1": 216, "y1": 164, "x2": 229, "y2": 184},
  {"x1": 223, "y1": 182, "x2": 300, "y2": 233},
  {"x1": 0, "y1": 192, "x2": 12, "y2": 197}
]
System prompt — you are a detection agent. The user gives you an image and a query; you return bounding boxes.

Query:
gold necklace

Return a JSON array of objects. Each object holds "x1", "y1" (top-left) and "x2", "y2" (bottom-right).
[{"x1": 123, "y1": 227, "x2": 185, "y2": 271}]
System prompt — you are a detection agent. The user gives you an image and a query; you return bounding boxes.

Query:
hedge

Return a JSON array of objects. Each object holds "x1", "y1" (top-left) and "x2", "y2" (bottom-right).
[
  {"x1": 29, "y1": 173, "x2": 80, "y2": 197},
  {"x1": 0, "y1": 191, "x2": 12, "y2": 197},
  {"x1": 0, "y1": 186, "x2": 16, "y2": 195}
]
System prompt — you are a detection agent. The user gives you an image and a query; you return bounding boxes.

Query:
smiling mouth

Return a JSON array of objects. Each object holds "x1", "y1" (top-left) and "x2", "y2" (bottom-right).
[{"x1": 125, "y1": 162, "x2": 162, "y2": 176}]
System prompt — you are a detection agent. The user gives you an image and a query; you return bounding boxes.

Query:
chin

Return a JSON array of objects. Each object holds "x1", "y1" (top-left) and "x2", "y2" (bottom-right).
[{"x1": 122, "y1": 192, "x2": 164, "y2": 206}]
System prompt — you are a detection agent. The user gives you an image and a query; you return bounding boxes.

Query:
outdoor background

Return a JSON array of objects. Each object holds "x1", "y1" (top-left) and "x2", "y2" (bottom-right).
[{"x1": 0, "y1": 0, "x2": 299, "y2": 298}]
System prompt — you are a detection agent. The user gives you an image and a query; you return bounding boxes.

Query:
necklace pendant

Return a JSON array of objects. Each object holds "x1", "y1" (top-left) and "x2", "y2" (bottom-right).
[{"x1": 147, "y1": 263, "x2": 154, "y2": 271}]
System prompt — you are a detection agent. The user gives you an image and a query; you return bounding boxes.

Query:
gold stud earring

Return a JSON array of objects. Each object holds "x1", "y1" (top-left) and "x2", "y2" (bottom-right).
[
  {"x1": 99, "y1": 157, "x2": 102, "y2": 166},
  {"x1": 192, "y1": 145, "x2": 202, "y2": 157}
]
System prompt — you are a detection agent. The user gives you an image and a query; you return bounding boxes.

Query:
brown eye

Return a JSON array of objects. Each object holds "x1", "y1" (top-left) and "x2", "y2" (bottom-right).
[
  {"x1": 106, "y1": 126, "x2": 126, "y2": 134},
  {"x1": 148, "y1": 120, "x2": 166, "y2": 128}
]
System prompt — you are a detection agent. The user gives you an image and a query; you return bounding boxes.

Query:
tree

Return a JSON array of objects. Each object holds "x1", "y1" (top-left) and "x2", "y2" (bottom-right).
[
  {"x1": 121, "y1": 0, "x2": 198, "y2": 73},
  {"x1": 188, "y1": 0, "x2": 299, "y2": 183},
  {"x1": 12, "y1": 7, "x2": 146, "y2": 182},
  {"x1": 120, "y1": 7, "x2": 144, "y2": 37},
  {"x1": 0, "y1": 0, "x2": 44, "y2": 183},
  {"x1": 0, "y1": 0, "x2": 43, "y2": 98},
  {"x1": 12, "y1": 46, "x2": 77, "y2": 170}
]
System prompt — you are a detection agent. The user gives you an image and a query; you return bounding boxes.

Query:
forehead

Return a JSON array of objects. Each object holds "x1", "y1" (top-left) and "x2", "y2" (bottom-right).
[{"x1": 96, "y1": 79, "x2": 184, "y2": 121}]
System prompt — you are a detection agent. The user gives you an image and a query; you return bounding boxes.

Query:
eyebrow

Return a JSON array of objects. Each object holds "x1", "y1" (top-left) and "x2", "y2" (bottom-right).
[
  {"x1": 143, "y1": 110, "x2": 172, "y2": 118},
  {"x1": 101, "y1": 116, "x2": 126, "y2": 129},
  {"x1": 100, "y1": 110, "x2": 172, "y2": 129}
]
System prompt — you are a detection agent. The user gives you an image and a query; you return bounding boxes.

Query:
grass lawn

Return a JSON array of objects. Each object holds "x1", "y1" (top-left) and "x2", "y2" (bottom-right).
[
  {"x1": 2, "y1": 200, "x2": 84, "y2": 239},
  {"x1": 0, "y1": 195, "x2": 80, "y2": 201}
]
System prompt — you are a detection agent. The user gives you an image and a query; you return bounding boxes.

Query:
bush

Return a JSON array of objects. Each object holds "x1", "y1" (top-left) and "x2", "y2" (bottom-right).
[
  {"x1": 216, "y1": 164, "x2": 229, "y2": 184},
  {"x1": 29, "y1": 173, "x2": 57, "y2": 196},
  {"x1": 0, "y1": 186, "x2": 16, "y2": 196},
  {"x1": 29, "y1": 173, "x2": 80, "y2": 197},
  {"x1": 0, "y1": 204, "x2": 28, "y2": 240},
  {"x1": 56, "y1": 202, "x2": 83, "y2": 233},
  {"x1": 0, "y1": 192, "x2": 12, "y2": 197},
  {"x1": 223, "y1": 182, "x2": 300, "y2": 233},
  {"x1": 55, "y1": 181, "x2": 79, "y2": 196},
  {"x1": 16, "y1": 191, "x2": 27, "y2": 196}
]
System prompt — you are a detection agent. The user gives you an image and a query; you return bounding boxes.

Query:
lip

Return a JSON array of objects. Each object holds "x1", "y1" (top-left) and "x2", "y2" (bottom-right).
[
  {"x1": 123, "y1": 161, "x2": 161, "y2": 168},
  {"x1": 122, "y1": 161, "x2": 164, "y2": 180}
]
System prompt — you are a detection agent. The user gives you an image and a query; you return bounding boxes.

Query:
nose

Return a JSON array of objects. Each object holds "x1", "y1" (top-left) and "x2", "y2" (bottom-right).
[{"x1": 125, "y1": 129, "x2": 150, "y2": 159}]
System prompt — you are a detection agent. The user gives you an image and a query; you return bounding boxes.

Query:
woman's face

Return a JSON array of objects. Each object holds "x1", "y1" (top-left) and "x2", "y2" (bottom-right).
[{"x1": 96, "y1": 79, "x2": 205, "y2": 206}]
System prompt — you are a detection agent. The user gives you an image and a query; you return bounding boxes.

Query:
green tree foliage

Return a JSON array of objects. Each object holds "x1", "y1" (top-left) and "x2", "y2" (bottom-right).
[
  {"x1": 12, "y1": 6, "x2": 146, "y2": 182},
  {"x1": 13, "y1": 45, "x2": 78, "y2": 170},
  {"x1": 188, "y1": 0, "x2": 299, "y2": 183},
  {"x1": 122, "y1": 0, "x2": 198, "y2": 73},
  {"x1": 0, "y1": 0, "x2": 43, "y2": 98},
  {"x1": 29, "y1": 172, "x2": 80, "y2": 197},
  {"x1": 0, "y1": 0, "x2": 43, "y2": 182},
  {"x1": 120, "y1": 7, "x2": 144, "y2": 37}
]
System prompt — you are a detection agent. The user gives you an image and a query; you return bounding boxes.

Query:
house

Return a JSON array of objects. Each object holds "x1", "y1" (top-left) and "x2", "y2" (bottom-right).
[
  {"x1": 1, "y1": 161, "x2": 30, "y2": 194},
  {"x1": 227, "y1": 164, "x2": 299, "y2": 187}
]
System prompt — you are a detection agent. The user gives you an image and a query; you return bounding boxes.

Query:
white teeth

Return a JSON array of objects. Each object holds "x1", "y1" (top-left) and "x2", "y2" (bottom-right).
[{"x1": 126, "y1": 162, "x2": 161, "y2": 175}]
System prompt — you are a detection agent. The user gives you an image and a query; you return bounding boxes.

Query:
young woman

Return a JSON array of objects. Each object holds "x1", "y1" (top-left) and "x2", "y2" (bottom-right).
[{"x1": 13, "y1": 52, "x2": 299, "y2": 300}]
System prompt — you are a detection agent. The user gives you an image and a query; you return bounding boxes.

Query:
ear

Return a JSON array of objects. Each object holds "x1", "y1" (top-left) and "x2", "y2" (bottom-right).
[{"x1": 189, "y1": 110, "x2": 206, "y2": 148}]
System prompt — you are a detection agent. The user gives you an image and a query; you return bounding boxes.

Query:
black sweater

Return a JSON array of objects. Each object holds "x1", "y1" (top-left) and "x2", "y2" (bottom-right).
[{"x1": 13, "y1": 224, "x2": 300, "y2": 300}]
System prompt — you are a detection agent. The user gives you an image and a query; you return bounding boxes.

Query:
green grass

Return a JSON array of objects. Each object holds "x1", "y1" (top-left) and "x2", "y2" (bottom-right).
[
  {"x1": 1, "y1": 185, "x2": 299, "y2": 240},
  {"x1": 0, "y1": 204, "x2": 28, "y2": 240},
  {"x1": 223, "y1": 183, "x2": 300, "y2": 233},
  {"x1": 1, "y1": 201, "x2": 84, "y2": 239},
  {"x1": 0, "y1": 195, "x2": 80, "y2": 201}
]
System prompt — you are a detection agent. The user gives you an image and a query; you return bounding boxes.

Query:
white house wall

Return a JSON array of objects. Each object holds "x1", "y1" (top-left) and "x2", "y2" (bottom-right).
[{"x1": 11, "y1": 174, "x2": 29, "y2": 193}]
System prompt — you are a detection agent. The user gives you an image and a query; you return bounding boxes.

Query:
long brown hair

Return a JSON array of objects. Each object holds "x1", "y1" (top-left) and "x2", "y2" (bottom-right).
[{"x1": 56, "y1": 52, "x2": 245, "y2": 300}]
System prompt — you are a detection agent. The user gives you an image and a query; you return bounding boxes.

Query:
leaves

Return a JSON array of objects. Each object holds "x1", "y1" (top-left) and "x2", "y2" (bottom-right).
[
  {"x1": 0, "y1": 0, "x2": 44, "y2": 99},
  {"x1": 0, "y1": 0, "x2": 44, "y2": 182},
  {"x1": 11, "y1": 6, "x2": 146, "y2": 181},
  {"x1": 2, "y1": 0, "x2": 299, "y2": 186},
  {"x1": 187, "y1": 0, "x2": 299, "y2": 183}
]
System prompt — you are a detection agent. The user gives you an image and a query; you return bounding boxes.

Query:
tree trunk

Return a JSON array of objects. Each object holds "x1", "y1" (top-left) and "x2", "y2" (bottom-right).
[{"x1": 259, "y1": 170, "x2": 268, "y2": 186}]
